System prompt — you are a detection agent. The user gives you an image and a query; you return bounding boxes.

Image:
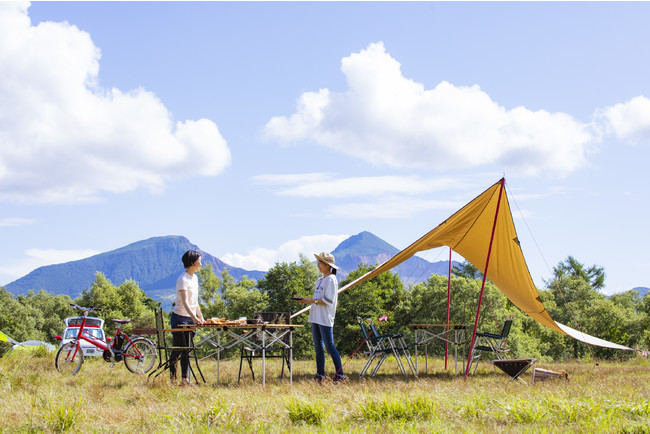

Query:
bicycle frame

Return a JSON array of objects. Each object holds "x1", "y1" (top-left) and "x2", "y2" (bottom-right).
[
  {"x1": 57, "y1": 304, "x2": 157, "y2": 375},
  {"x1": 67, "y1": 314, "x2": 145, "y2": 362}
]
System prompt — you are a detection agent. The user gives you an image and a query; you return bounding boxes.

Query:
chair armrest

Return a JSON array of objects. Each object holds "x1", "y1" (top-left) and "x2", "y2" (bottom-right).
[
  {"x1": 372, "y1": 332, "x2": 393, "y2": 339},
  {"x1": 476, "y1": 332, "x2": 501, "y2": 339}
]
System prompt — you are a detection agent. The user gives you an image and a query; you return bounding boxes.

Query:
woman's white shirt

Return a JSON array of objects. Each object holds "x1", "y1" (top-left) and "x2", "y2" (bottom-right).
[
  {"x1": 172, "y1": 271, "x2": 199, "y2": 317},
  {"x1": 308, "y1": 274, "x2": 338, "y2": 327}
]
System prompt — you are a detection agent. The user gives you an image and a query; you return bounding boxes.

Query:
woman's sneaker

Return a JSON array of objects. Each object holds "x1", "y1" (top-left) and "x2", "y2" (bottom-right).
[
  {"x1": 313, "y1": 374, "x2": 326, "y2": 383},
  {"x1": 333, "y1": 374, "x2": 347, "y2": 383}
]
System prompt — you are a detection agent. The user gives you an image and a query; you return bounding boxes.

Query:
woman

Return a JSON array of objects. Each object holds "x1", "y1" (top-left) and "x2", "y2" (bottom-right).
[
  {"x1": 299, "y1": 252, "x2": 346, "y2": 382},
  {"x1": 170, "y1": 249, "x2": 205, "y2": 386}
]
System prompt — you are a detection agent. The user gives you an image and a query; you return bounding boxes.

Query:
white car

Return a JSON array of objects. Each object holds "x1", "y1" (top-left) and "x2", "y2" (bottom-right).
[{"x1": 59, "y1": 316, "x2": 106, "y2": 357}]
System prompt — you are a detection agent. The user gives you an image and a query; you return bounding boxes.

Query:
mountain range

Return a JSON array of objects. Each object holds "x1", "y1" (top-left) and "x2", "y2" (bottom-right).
[{"x1": 3, "y1": 231, "x2": 457, "y2": 307}]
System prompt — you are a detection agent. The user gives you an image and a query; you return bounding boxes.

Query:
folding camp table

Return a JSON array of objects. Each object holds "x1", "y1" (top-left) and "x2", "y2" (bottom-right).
[
  {"x1": 492, "y1": 358, "x2": 537, "y2": 384},
  {"x1": 409, "y1": 324, "x2": 471, "y2": 375},
  {"x1": 190, "y1": 323, "x2": 302, "y2": 385}
]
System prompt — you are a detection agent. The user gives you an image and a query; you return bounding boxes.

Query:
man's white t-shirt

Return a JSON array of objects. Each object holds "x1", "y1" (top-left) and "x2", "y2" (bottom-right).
[
  {"x1": 308, "y1": 274, "x2": 338, "y2": 327},
  {"x1": 172, "y1": 271, "x2": 199, "y2": 317}
]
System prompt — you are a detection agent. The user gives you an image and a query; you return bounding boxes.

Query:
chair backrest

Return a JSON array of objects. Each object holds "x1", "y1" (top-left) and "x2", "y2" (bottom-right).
[
  {"x1": 154, "y1": 309, "x2": 165, "y2": 340},
  {"x1": 368, "y1": 323, "x2": 385, "y2": 344},
  {"x1": 358, "y1": 318, "x2": 381, "y2": 352},
  {"x1": 500, "y1": 319, "x2": 513, "y2": 339},
  {"x1": 357, "y1": 318, "x2": 370, "y2": 340}
]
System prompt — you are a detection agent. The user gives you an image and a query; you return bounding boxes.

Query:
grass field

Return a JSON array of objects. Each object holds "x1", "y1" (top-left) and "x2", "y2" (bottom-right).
[{"x1": 1, "y1": 349, "x2": 649, "y2": 433}]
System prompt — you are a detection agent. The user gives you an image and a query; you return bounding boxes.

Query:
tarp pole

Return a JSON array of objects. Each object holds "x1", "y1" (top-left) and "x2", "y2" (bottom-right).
[
  {"x1": 445, "y1": 247, "x2": 452, "y2": 370},
  {"x1": 464, "y1": 178, "x2": 505, "y2": 378}
]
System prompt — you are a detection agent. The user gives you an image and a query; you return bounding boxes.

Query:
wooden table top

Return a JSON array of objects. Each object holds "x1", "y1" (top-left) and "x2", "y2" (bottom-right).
[{"x1": 180, "y1": 323, "x2": 303, "y2": 329}]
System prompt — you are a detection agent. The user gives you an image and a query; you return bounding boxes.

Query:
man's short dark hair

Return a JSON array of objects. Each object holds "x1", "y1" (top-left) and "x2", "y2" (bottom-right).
[{"x1": 182, "y1": 250, "x2": 201, "y2": 269}]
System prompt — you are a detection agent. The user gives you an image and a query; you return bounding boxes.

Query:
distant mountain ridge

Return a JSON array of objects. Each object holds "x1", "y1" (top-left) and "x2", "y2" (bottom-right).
[
  {"x1": 4, "y1": 236, "x2": 265, "y2": 304},
  {"x1": 332, "y1": 231, "x2": 454, "y2": 283},
  {"x1": 5, "y1": 233, "x2": 646, "y2": 309},
  {"x1": 2, "y1": 232, "x2": 448, "y2": 306}
]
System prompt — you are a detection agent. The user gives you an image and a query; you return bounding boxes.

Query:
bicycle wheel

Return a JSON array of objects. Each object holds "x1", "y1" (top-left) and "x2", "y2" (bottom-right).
[
  {"x1": 55, "y1": 342, "x2": 84, "y2": 375},
  {"x1": 123, "y1": 337, "x2": 157, "y2": 374}
]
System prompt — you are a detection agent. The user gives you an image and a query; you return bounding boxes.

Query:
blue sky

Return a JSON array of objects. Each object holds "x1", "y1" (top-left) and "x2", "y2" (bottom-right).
[{"x1": 1, "y1": 1, "x2": 649, "y2": 295}]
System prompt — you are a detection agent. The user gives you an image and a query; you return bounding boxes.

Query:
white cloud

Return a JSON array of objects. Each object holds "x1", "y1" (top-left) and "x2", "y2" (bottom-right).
[
  {"x1": 598, "y1": 95, "x2": 650, "y2": 146},
  {"x1": 221, "y1": 234, "x2": 349, "y2": 271},
  {"x1": 0, "y1": 2, "x2": 231, "y2": 203},
  {"x1": 264, "y1": 41, "x2": 597, "y2": 177},
  {"x1": 0, "y1": 217, "x2": 37, "y2": 227},
  {"x1": 220, "y1": 248, "x2": 277, "y2": 272},
  {"x1": 253, "y1": 172, "x2": 503, "y2": 219},
  {"x1": 253, "y1": 172, "x2": 491, "y2": 199},
  {"x1": 253, "y1": 173, "x2": 473, "y2": 198},
  {"x1": 327, "y1": 197, "x2": 462, "y2": 219},
  {"x1": 252, "y1": 173, "x2": 335, "y2": 187},
  {"x1": 0, "y1": 247, "x2": 100, "y2": 281}
]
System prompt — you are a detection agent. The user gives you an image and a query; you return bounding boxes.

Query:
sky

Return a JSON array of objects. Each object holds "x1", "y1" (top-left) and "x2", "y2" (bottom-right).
[{"x1": 1, "y1": 1, "x2": 649, "y2": 296}]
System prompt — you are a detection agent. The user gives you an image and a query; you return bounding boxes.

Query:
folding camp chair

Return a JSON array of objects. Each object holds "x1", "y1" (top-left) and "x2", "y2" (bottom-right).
[
  {"x1": 358, "y1": 318, "x2": 417, "y2": 377},
  {"x1": 148, "y1": 308, "x2": 205, "y2": 383},
  {"x1": 238, "y1": 312, "x2": 291, "y2": 383},
  {"x1": 469, "y1": 317, "x2": 513, "y2": 375}
]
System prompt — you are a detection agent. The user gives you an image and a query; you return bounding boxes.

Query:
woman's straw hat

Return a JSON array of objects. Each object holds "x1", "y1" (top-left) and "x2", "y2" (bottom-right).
[{"x1": 314, "y1": 252, "x2": 338, "y2": 269}]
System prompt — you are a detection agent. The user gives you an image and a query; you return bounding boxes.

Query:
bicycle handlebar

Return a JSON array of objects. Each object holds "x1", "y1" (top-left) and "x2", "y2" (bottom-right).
[{"x1": 69, "y1": 303, "x2": 103, "y2": 313}]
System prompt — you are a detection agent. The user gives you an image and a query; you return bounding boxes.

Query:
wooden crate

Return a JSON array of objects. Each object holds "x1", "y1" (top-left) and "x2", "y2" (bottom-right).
[{"x1": 533, "y1": 367, "x2": 569, "y2": 383}]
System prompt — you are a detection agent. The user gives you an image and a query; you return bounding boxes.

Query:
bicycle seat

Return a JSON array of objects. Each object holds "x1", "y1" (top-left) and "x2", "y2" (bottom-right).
[{"x1": 111, "y1": 319, "x2": 131, "y2": 324}]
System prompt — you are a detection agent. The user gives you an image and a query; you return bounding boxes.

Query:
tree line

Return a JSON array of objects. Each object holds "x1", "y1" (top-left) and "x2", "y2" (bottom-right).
[{"x1": 1, "y1": 255, "x2": 648, "y2": 361}]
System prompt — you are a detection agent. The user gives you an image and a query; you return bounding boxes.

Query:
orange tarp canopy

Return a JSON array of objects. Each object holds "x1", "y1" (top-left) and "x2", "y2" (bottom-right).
[{"x1": 293, "y1": 178, "x2": 631, "y2": 351}]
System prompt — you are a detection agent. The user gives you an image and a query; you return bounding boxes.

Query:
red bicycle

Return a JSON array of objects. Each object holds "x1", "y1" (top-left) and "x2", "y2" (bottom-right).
[{"x1": 55, "y1": 304, "x2": 157, "y2": 375}]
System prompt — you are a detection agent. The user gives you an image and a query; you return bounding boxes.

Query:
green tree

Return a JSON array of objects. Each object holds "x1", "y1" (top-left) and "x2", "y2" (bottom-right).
[
  {"x1": 514, "y1": 288, "x2": 563, "y2": 361},
  {"x1": 75, "y1": 273, "x2": 156, "y2": 335},
  {"x1": 452, "y1": 261, "x2": 483, "y2": 280},
  {"x1": 298, "y1": 253, "x2": 320, "y2": 293},
  {"x1": 545, "y1": 257, "x2": 606, "y2": 334},
  {"x1": 0, "y1": 287, "x2": 43, "y2": 343},
  {"x1": 394, "y1": 275, "x2": 506, "y2": 329},
  {"x1": 16, "y1": 290, "x2": 74, "y2": 342},
  {"x1": 609, "y1": 289, "x2": 642, "y2": 312},
  {"x1": 640, "y1": 293, "x2": 650, "y2": 349},
  {"x1": 580, "y1": 298, "x2": 638, "y2": 359},
  {"x1": 198, "y1": 265, "x2": 267, "y2": 320},
  {"x1": 551, "y1": 256, "x2": 606, "y2": 291},
  {"x1": 115, "y1": 280, "x2": 152, "y2": 319},
  {"x1": 221, "y1": 270, "x2": 265, "y2": 320},
  {"x1": 393, "y1": 274, "x2": 513, "y2": 356},
  {"x1": 76, "y1": 273, "x2": 120, "y2": 313},
  {"x1": 257, "y1": 261, "x2": 314, "y2": 312},
  {"x1": 197, "y1": 264, "x2": 227, "y2": 318},
  {"x1": 542, "y1": 257, "x2": 643, "y2": 360}
]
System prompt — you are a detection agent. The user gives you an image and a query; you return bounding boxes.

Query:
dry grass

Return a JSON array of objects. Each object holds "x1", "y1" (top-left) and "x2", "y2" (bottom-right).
[{"x1": 1, "y1": 350, "x2": 649, "y2": 433}]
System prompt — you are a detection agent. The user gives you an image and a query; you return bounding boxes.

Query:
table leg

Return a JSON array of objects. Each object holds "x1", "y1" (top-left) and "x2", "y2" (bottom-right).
[
  {"x1": 289, "y1": 330, "x2": 293, "y2": 384},
  {"x1": 217, "y1": 331, "x2": 221, "y2": 382},
  {"x1": 425, "y1": 343, "x2": 428, "y2": 374},
  {"x1": 414, "y1": 330, "x2": 419, "y2": 374},
  {"x1": 262, "y1": 330, "x2": 266, "y2": 386},
  {"x1": 461, "y1": 328, "x2": 466, "y2": 374},
  {"x1": 454, "y1": 329, "x2": 459, "y2": 375}
]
